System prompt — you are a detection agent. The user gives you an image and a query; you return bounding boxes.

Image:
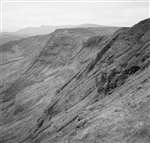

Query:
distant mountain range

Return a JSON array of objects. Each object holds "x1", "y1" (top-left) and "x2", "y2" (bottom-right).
[
  {"x1": 15, "y1": 24, "x2": 102, "y2": 36},
  {"x1": 0, "y1": 24, "x2": 118, "y2": 45}
]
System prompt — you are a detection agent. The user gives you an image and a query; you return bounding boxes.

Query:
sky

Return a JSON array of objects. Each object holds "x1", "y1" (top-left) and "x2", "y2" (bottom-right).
[{"x1": 0, "y1": 0, "x2": 149, "y2": 32}]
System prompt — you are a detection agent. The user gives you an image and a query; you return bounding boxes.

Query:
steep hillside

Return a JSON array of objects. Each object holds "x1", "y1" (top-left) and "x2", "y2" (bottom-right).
[
  {"x1": 0, "y1": 27, "x2": 116, "y2": 87},
  {"x1": 0, "y1": 19, "x2": 150, "y2": 143}
]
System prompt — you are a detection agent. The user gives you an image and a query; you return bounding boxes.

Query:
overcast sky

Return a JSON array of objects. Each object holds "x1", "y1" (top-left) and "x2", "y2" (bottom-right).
[{"x1": 1, "y1": 0, "x2": 149, "y2": 32}]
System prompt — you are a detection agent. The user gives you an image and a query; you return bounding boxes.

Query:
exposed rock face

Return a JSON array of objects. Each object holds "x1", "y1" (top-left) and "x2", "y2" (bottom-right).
[{"x1": 0, "y1": 19, "x2": 150, "y2": 143}]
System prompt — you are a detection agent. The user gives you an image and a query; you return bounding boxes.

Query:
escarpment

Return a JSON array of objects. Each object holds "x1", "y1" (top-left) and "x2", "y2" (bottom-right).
[{"x1": 0, "y1": 19, "x2": 150, "y2": 143}]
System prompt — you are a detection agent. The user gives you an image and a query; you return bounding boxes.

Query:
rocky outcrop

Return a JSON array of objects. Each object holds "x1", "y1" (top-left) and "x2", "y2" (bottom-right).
[{"x1": 0, "y1": 19, "x2": 150, "y2": 143}]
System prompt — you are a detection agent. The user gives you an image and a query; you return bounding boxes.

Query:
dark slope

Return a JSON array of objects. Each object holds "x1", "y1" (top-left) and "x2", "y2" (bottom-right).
[
  {"x1": 0, "y1": 19, "x2": 150, "y2": 143},
  {"x1": 28, "y1": 19, "x2": 150, "y2": 143}
]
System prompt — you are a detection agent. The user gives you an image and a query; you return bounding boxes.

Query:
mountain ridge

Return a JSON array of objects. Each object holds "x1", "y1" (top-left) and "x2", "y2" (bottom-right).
[{"x1": 0, "y1": 25, "x2": 119, "y2": 45}]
